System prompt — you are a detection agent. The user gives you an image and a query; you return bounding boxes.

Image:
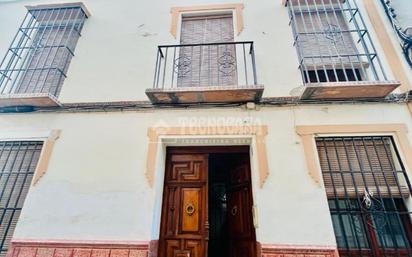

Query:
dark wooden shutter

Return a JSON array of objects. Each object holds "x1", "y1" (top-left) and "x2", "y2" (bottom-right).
[
  {"x1": 316, "y1": 137, "x2": 410, "y2": 198},
  {"x1": 0, "y1": 141, "x2": 43, "y2": 257},
  {"x1": 177, "y1": 14, "x2": 237, "y2": 87}
]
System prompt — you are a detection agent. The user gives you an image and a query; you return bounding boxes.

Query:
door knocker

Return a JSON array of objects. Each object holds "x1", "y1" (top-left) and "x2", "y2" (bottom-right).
[
  {"x1": 185, "y1": 203, "x2": 195, "y2": 216},
  {"x1": 231, "y1": 206, "x2": 238, "y2": 216}
]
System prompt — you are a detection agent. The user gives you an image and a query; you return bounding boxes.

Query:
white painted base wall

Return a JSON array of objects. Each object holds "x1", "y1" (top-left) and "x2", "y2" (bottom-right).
[{"x1": 0, "y1": 103, "x2": 410, "y2": 246}]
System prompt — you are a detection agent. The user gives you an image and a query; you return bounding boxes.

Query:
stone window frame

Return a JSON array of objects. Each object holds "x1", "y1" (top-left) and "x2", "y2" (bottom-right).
[
  {"x1": 296, "y1": 123, "x2": 412, "y2": 186},
  {"x1": 169, "y1": 3, "x2": 245, "y2": 38},
  {"x1": 0, "y1": 129, "x2": 61, "y2": 185}
]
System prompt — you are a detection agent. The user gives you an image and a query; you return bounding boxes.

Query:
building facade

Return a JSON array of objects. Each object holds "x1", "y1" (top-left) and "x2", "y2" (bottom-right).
[{"x1": 0, "y1": 1, "x2": 411, "y2": 257}]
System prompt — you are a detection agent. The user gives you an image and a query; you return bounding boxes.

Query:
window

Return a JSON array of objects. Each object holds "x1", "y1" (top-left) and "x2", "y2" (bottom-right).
[
  {"x1": 0, "y1": 141, "x2": 43, "y2": 257},
  {"x1": 316, "y1": 136, "x2": 412, "y2": 257},
  {"x1": 286, "y1": 0, "x2": 388, "y2": 84},
  {"x1": 0, "y1": 4, "x2": 88, "y2": 97},
  {"x1": 304, "y1": 69, "x2": 362, "y2": 83},
  {"x1": 177, "y1": 14, "x2": 236, "y2": 87}
]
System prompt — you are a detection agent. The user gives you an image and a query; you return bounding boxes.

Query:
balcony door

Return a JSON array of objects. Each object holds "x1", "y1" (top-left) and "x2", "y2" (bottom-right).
[{"x1": 177, "y1": 14, "x2": 237, "y2": 87}]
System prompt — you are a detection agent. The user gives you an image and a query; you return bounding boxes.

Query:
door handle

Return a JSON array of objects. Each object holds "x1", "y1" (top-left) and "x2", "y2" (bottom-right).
[
  {"x1": 231, "y1": 206, "x2": 238, "y2": 216},
  {"x1": 185, "y1": 203, "x2": 195, "y2": 216},
  {"x1": 252, "y1": 205, "x2": 259, "y2": 228}
]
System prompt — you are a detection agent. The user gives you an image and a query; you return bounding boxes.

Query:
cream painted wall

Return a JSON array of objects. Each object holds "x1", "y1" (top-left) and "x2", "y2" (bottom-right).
[
  {"x1": 0, "y1": 103, "x2": 409, "y2": 245},
  {"x1": 2, "y1": 0, "x2": 392, "y2": 102},
  {"x1": 391, "y1": 0, "x2": 412, "y2": 28},
  {"x1": 371, "y1": 0, "x2": 412, "y2": 87}
]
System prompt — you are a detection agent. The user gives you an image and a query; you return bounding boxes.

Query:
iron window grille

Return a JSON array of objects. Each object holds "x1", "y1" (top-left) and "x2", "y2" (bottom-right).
[
  {"x1": 285, "y1": 0, "x2": 389, "y2": 85},
  {"x1": 0, "y1": 141, "x2": 43, "y2": 257},
  {"x1": 316, "y1": 136, "x2": 412, "y2": 257},
  {"x1": 0, "y1": 5, "x2": 87, "y2": 98}
]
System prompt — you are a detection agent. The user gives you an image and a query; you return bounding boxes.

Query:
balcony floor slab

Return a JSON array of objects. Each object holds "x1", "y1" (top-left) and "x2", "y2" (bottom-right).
[
  {"x1": 0, "y1": 93, "x2": 61, "y2": 107},
  {"x1": 146, "y1": 85, "x2": 264, "y2": 104},
  {"x1": 300, "y1": 80, "x2": 401, "y2": 100}
]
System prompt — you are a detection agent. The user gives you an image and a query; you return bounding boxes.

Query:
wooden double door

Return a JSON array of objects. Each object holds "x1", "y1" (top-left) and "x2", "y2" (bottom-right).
[{"x1": 159, "y1": 147, "x2": 256, "y2": 257}]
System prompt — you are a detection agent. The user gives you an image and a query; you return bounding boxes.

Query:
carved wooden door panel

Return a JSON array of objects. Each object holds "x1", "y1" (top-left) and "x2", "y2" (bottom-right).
[
  {"x1": 227, "y1": 155, "x2": 256, "y2": 257},
  {"x1": 159, "y1": 153, "x2": 208, "y2": 257}
]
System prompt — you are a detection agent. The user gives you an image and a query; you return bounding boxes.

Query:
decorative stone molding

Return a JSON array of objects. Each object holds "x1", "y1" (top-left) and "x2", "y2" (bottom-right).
[
  {"x1": 7, "y1": 240, "x2": 149, "y2": 257},
  {"x1": 6, "y1": 241, "x2": 339, "y2": 257},
  {"x1": 146, "y1": 125, "x2": 269, "y2": 188},
  {"x1": 148, "y1": 240, "x2": 158, "y2": 257},
  {"x1": 296, "y1": 123, "x2": 412, "y2": 186},
  {"x1": 170, "y1": 3, "x2": 245, "y2": 38},
  {"x1": 261, "y1": 244, "x2": 338, "y2": 257},
  {"x1": 32, "y1": 130, "x2": 61, "y2": 185}
]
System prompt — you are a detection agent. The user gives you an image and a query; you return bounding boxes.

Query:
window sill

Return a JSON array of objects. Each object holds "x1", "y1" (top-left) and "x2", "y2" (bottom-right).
[
  {"x1": 146, "y1": 84, "x2": 264, "y2": 104},
  {"x1": 0, "y1": 93, "x2": 61, "y2": 107},
  {"x1": 300, "y1": 80, "x2": 401, "y2": 100}
]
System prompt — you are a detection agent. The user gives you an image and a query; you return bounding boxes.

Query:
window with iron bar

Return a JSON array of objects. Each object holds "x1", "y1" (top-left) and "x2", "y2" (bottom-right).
[
  {"x1": 286, "y1": 0, "x2": 389, "y2": 85},
  {"x1": 0, "y1": 4, "x2": 88, "y2": 98},
  {"x1": 0, "y1": 141, "x2": 43, "y2": 257},
  {"x1": 316, "y1": 136, "x2": 412, "y2": 257}
]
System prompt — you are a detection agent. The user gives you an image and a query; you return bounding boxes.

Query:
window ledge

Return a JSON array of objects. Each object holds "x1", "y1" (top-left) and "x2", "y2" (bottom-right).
[
  {"x1": 25, "y1": 2, "x2": 91, "y2": 18},
  {"x1": 0, "y1": 93, "x2": 61, "y2": 107},
  {"x1": 300, "y1": 80, "x2": 401, "y2": 100},
  {"x1": 146, "y1": 84, "x2": 264, "y2": 104}
]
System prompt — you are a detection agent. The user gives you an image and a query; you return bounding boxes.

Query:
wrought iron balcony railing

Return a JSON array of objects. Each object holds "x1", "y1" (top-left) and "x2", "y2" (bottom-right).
[
  {"x1": 153, "y1": 41, "x2": 257, "y2": 89},
  {"x1": 146, "y1": 41, "x2": 263, "y2": 104}
]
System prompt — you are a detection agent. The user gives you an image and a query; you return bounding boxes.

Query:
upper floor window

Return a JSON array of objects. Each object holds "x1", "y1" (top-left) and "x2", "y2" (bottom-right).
[
  {"x1": 285, "y1": 0, "x2": 400, "y2": 100},
  {"x1": 316, "y1": 136, "x2": 412, "y2": 257},
  {"x1": 177, "y1": 14, "x2": 236, "y2": 88},
  {"x1": 0, "y1": 3, "x2": 88, "y2": 107}
]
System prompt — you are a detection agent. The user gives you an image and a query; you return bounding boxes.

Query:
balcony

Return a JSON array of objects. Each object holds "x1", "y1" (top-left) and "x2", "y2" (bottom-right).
[
  {"x1": 286, "y1": 0, "x2": 400, "y2": 100},
  {"x1": 0, "y1": 4, "x2": 88, "y2": 108},
  {"x1": 146, "y1": 41, "x2": 264, "y2": 104}
]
